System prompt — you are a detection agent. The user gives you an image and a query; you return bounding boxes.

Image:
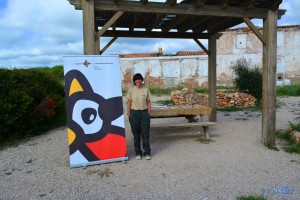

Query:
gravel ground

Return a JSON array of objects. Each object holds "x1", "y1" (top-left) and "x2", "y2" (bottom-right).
[{"x1": 0, "y1": 96, "x2": 299, "y2": 200}]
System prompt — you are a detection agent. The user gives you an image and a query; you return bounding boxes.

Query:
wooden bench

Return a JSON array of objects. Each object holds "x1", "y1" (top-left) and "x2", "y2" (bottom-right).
[{"x1": 150, "y1": 106, "x2": 217, "y2": 138}]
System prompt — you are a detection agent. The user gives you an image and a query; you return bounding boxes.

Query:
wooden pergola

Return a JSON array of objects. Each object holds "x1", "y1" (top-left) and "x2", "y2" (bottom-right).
[{"x1": 68, "y1": 0, "x2": 285, "y2": 146}]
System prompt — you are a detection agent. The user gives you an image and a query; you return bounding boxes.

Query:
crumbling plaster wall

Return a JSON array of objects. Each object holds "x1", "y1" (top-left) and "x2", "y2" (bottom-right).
[
  {"x1": 120, "y1": 55, "x2": 208, "y2": 89},
  {"x1": 217, "y1": 26, "x2": 300, "y2": 85},
  {"x1": 120, "y1": 26, "x2": 300, "y2": 88}
]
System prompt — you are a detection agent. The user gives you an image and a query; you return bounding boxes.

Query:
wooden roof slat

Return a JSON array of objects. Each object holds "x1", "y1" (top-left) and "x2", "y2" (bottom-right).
[
  {"x1": 206, "y1": 17, "x2": 238, "y2": 33},
  {"x1": 177, "y1": 16, "x2": 211, "y2": 33},
  {"x1": 146, "y1": 14, "x2": 166, "y2": 31},
  {"x1": 208, "y1": 18, "x2": 244, "y2": 33},
  {"x1": 161, "y1": 15, "x2": 189, "y2": 32},
  {"x1": 101, "y1": 30, "x2": 213, "y2": 39},
  {"x1": 192, "y1": 17, "x2": 221, "y2": 33},
  {"x1": 129, "y1": 13, "x2": 142, "y2": 31}
]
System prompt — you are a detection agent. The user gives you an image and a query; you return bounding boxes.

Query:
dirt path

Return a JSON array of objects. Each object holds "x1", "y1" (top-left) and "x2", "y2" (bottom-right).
[{"x1": 0, "y1": 96, "x2": 299, "y2": 200}]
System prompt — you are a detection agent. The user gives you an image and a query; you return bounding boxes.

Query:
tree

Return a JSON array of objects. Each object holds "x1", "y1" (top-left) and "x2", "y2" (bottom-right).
[{"x1": 232, "y1": 58, "x2": 262, "y2": 105}]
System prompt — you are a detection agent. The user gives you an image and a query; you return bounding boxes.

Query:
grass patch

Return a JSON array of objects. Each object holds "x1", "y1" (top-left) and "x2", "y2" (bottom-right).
[
  {"x1": 193, "y1": 137, "x2": 214, "y2": 144},
  {"x1": 276, "y1": 130, "x2": 293, "y2": 140},
  {"x1": 155, "y1": 99, "x2": 174, "y2": 106},
  {"x1": 195, "y1": 88, "x2": 208, "y2": 93},
  {"x1": 284, "y1": 143, "x2": 300, "y2": 153},
  {"x1": 289, "y1": 121, "x2": 300, "y2": 131},
  {"x1": 267, "y1": 144, "x2": 280, "y2": 151},
  {"x1": 276, "y1": 85, "x2": 300, "y2": 96},
  {"x1": 235, "y1": 118, "x2": 249, "y2": 121},
  {"x1": 87, "y1": 168, "x2": 114, "y2": 178},
  {"x1": 276, "y1": 121, "x2": 300, "y2": 154},
  {"x1": 148, "y1": 86, "x2": 183, "y2": 95},
  {"x1": 26, "y1": 159, "x2": 33, "y2": 164},
  {"x1": 237, "y1": 195, "x2": 267, "y2": 200}
]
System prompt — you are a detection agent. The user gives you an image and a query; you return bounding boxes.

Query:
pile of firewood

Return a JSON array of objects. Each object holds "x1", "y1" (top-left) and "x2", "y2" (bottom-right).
[
  {"x1": 171, "y1": 88, "x2": 207, "y2": 106},
  {"x1": 170, "y1": 88, "x2": 256, "y2": 108},
  {"x1": 216, "y1": 93, "x2": 256, "y2": 108}
]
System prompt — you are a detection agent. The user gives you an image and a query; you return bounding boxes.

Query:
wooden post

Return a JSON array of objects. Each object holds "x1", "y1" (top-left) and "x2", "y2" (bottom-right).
[
  {"x1": 208, "y1": 35, "x2": 217, "y2": 122},
  {"x1": 82, "y1": 0, "x2": 96, "y2": 55},
  {"x1": 95, "y1": 30, "x2": 100, "y2": 55},
  {"x1": 262, "y1": 10, "x2": 277, "y2": 146}
]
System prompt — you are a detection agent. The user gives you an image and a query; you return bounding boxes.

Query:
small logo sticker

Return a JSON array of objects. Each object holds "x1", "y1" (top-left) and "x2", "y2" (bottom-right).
[{"x1": 83, "y1": 60, "x2": 90, "y2": 67}]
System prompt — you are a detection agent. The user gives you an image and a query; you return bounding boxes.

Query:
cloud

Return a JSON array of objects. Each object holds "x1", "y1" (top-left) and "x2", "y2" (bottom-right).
[
  {"x1": 279, "y1": 0, "x2": 300, "y2": 25},
  {"x1": 0, "y1": 0, "x2": 83, "y2": 68},
  {"x1": 0, "y1": 0, "x2": 299, "y2": 68}
]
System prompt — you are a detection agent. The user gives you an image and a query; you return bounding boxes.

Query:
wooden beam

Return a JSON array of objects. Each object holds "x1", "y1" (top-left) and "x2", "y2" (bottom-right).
[
  {"x1": 243, "y1": 18, "x2": 266, "y2": 45},
  {"x1": 193, "y1": 38, "x2": 209, "y2": 55},
  {"x1": 269, "y1": 0, "x2": 283, "y2": 10},
  {"x1": 244, "y1": 0, "x2": 255, "y2": 11},
  {"x1": 82, "y1": 0, "x2": 96, "y2": 54},
  {"x1": 100, "y1": 37, "x2": 118, "y2": 54},
  {"x1": 141, "y1": 0, "x2": 148, "y2": 5},
  {"x1": 96, "y1": 11, "x2": 124, "y2": 38},
  {"x1": 95, "y1": 32, "x2": 100, "y2": 54},
  {"x1": 166, "y1": 0, "x2": 176, "y2": 6},
  {"x1": 221, "y1": 0, "x2": 231, "y2": 9},
  {"x1": 262, "y1": 10, "x2": 278, "y2": 146},
  {"x1": 195, "y1": 0, "x2": 205, "y2": 8},
  {"x1": 208, "y1": 34, "x2": 217, "y2": 122},
  {"x1": 101, "y1": 30, "x2": 212, "y2": 39}
]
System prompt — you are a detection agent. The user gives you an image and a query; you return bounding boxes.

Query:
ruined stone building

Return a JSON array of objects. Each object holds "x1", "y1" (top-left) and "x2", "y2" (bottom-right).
[{"x1": 120, "y1": 25, "x2": 300, "y2": 89}]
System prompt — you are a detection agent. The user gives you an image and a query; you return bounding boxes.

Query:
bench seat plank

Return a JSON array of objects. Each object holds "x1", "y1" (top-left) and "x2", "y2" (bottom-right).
[
  {"x1": 151, "y1": 121, "x2": 217, "y2": 138},
  {"x1": 150, "y1": 106, "x2": 212, "y2": 118}
]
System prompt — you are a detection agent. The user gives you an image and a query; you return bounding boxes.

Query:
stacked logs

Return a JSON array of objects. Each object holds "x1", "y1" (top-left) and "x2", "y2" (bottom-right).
[
  {"x1": 170, "y1": 88, "x2": 256, "y2": 108},
  {"x1": 216, "y1": 93, "x2": 256, "y2": 108},
  {"x1": 171, "y1": 88, "x2": 208, "y2": 106}
]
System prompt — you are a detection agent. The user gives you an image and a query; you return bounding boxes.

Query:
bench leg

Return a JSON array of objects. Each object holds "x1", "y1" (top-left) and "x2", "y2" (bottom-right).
[{"x1": 202, "y1": 126, "x2": 209, "y2": 139}]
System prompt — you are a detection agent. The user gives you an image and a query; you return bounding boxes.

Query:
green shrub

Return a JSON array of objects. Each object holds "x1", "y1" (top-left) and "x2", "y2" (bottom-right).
[
  {"x1": 0, "y1": 68, "x2": 66, "y2": 143},
  {"x1": 232, "y1": 58, "x2": 262, "y2": 105}
]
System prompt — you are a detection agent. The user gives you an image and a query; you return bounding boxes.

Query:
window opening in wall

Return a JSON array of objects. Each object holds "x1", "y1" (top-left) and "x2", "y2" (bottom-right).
[{"x1": 236, "y1": 35, "x2": 247, "y2": 49}]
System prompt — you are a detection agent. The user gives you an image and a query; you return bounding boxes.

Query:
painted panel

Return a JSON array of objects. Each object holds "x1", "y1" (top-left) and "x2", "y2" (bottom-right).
[{"x1": 63, "y1": 55, "x2": 128, "y2": 168}]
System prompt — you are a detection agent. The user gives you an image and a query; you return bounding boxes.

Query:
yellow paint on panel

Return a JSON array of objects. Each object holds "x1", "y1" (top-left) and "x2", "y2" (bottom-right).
[
  {"x1": 69, "y1": 78, "x2": 83, "y2": 96},
  {"x1": 68, "y1": 128, "x2": 76, "y2": 145}
]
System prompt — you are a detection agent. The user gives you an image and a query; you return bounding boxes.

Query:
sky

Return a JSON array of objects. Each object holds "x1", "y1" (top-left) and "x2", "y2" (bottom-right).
[{"x1": 0, "y1": 0, "x2": 299, "y2": 69}]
